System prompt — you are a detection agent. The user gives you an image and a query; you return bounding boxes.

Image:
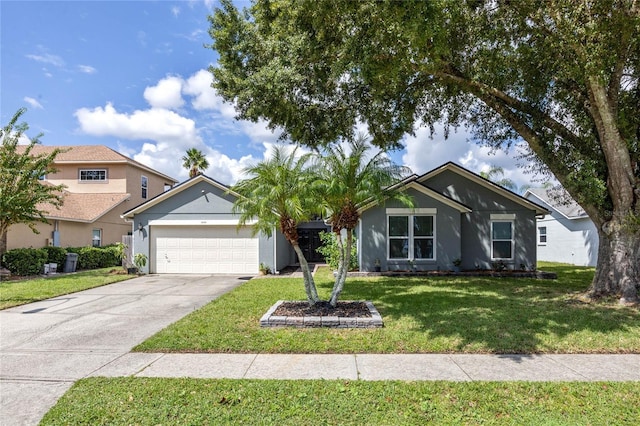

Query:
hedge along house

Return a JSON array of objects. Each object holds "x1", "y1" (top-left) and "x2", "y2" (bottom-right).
[
  {"x1": 357, "y1": 162, "x2": 549, "y2": 272},
  {"x1": 121, "y1": 174, "x2": 328, "y2": 275}
]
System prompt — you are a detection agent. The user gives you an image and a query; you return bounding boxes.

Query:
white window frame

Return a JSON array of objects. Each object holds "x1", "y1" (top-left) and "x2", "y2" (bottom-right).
[
  {"x1": 141, "y1": 175, "x2": 148, "y2": 199},
  {"x1": 92, "y1": 229, "x2": 102, "y2": 247},
  {"x1": 79, "y1": 169, "x2": 107, "y2": 182},
  {"x1": 491, "y1": 220, "x2": 514, "y2": 260},
  {"x1": 387, "y1": 209, "x2": 436, "y2": 261},
  {"x1": 538, "y1": 226, "x2": 547, "y2": 246}
]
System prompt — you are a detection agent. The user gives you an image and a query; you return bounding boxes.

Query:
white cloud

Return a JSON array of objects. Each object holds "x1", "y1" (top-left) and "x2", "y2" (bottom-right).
[
  {"x1": 183, "y1": 69, "x2": 221, "y2": 110},
  {"x1": 24, "y1": 97, "x2": 43, "y2": 109},
  {"x1": 171, "y1": 6, "x2": 180, "y2": 17},
  {"x1": 74, "y1": 102, "x2": 198, "y2": 143},
  {"x1": 26, "y1": 52, "x2": 64, "y2": 67},
  {"x1": 143, "y1": 76, "x2": 185, "y2": 109},
  {"x1": 78, "y1": 65, "x2": 97, "y2": 74},
  {"x1": 183, "y1": 69, "x2": 282, "y2": 145},
  {"x1": 73, "y1": 70, "x2": 309, "y2": 184}
]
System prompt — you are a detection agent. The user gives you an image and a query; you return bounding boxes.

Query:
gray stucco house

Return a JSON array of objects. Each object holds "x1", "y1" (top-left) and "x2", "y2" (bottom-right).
[{"x1": 122, "y1": 162, "x2": 548, "y2": 274}]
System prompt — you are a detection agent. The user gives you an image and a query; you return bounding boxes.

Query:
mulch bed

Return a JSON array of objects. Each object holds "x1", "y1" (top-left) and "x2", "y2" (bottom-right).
[{"x1": 272, "y1": 301, "x2": 372, "y2": 318}]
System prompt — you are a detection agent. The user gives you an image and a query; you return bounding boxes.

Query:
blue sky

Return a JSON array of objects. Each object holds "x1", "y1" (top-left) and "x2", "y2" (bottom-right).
[{"x1": 1, "y1": 0, "x2": 535, "y2": 188}]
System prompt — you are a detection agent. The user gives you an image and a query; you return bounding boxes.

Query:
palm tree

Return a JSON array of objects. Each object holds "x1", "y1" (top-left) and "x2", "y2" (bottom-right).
[
  {"x1": 231, "y1": 145, "x2": 320, "y2": 305},
  {"x1": 479, "y1": 165, "x2": 518, "y2": 192},
  {"x1": 315, "y1": 135, "x2": 414, "y2": 306},
  {"x1": 182, "y1": 148, "x2": 209, "y2": 178}
]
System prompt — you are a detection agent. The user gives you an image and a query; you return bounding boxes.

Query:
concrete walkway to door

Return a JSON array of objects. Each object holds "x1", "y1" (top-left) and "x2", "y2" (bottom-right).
[{"x1": 0, "y1": 273, "x2": 247, "y2": 426}]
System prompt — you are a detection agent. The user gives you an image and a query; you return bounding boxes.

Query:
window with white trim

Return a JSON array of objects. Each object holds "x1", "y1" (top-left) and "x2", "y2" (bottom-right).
[
  {"x1": 538, "y1": 226, "x2": 547, "y2": 245},
  {"x1": 92, "y1": 229, "x2": 102, "y2": 247},
  {"x1": 141, "y1": 175, "x2": 148, "y2": 199},
  {"x1": 491, "y1": 220, "x2": 513, "y2": 260},
  {"x1": 388, "y1": 214, "x2": 435, "y2": 260},
  {"x1": 79, "y1": 169, "x2": 107, "y2": 181}
]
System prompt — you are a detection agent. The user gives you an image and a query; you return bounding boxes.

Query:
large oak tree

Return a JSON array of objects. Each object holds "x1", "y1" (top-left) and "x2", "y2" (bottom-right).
[{"x1": 209, "y1": 0, "x2": 639, "y2": 303}]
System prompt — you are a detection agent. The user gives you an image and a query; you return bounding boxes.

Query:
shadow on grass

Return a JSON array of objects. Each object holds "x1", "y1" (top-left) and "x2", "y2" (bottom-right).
[{"x1": 337, "y1": 264, "x2": 639, "y2": 353}]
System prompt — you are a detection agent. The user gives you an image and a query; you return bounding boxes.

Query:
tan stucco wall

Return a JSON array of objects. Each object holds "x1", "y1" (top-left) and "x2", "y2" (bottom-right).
[
  {"x1": 46, "y1": 163, "x2": 127, "y2": 193},
  {"x1": 125, "y1": 164, "x2": 175, "y2": 206},
  {"x1": 7, "y1": 209, "x2": 132, "y2": 250}
]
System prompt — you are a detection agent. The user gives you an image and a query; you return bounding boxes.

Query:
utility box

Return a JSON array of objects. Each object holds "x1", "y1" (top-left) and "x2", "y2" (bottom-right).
[{"x1": 64, "y1": 253, "x2": 78, "y2": 273}]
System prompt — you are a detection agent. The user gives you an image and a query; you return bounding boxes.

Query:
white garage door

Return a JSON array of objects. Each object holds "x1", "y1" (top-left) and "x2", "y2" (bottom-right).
[{"x1": 151, "y1": 226, "x2": 258, "y2": 274}]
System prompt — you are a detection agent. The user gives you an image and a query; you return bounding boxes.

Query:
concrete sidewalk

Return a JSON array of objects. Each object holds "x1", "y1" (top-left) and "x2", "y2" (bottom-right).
[{"x1": 93, "y1": 352, "x2": 640, "y2": 382}]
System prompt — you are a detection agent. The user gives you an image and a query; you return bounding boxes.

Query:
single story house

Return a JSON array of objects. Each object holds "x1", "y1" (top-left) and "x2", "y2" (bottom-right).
[
  {"x1": 523, "y1": 188, "x2": 598, "y2": 267},
  {"x1": 122, "y1": 162, "x2": 548, "y2": 274}
]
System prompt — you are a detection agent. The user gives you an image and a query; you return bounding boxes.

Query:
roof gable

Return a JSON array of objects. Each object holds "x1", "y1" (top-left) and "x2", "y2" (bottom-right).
[
  {"x1": 418, "y1": 162, "x2": 549, "y2": 216},
  {"x1": 122, "y1": 174, "x2": 236, "y2": 218},
  {"x1": 357, "y1": 177, "x2": 472, "y2": 214}
]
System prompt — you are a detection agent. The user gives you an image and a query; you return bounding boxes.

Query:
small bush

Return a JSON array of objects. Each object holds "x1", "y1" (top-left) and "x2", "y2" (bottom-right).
[
  {"x1": 2, "y1": 248, "x2": 48, "y2": 276},
  {"x1": 317, "y1": 231, "x2": 358, "y2": 271},
  {"x1": 42, "y1": 246, "x2": 67, "y2": 272},
  {"x1": 66, "y1": 246, "x2": 120, "y2": 270}
]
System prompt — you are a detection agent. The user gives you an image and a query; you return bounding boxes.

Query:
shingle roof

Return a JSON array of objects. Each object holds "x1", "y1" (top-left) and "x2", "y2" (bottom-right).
[
  {"x1": 525, "y1": 188, "x2": 587, "y2": 219},
  {"x1": 39, "y1": 193, "x2": 131, "y2": 222}
]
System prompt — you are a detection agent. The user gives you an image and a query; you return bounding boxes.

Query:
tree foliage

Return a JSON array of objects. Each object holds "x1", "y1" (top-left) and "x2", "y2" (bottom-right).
[
  {"x1": 210, "y1": 0, "x2": 640, "y2": 302},
  {"x1": 182, "y1": 148, "x2": 210, "y2": 178},
  {"x1": 314, "y1": 136, "x2": 413, "y2": 305},
  {"x1": 0, "y1": 108, "x2": 65, "y2": 259},
  {"x1": 230, "y1": 145, "x2": 320, "y2": 304},
  {"x1": 480, "y1": 165, "x2": 518, "y2": 192}
]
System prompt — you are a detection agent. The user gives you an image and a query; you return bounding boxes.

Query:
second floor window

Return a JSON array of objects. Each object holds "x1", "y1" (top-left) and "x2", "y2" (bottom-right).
[
  {"x1": 141, "y1": 175, "x2": 148, "y2": 199},
  {"x1": 79, "y1": 169, "x2": 107, "y2": 181}
]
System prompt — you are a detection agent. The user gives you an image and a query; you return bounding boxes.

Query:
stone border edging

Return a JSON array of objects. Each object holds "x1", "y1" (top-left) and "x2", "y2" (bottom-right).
[{"x1": 260, "y1": 300, "x2": 384, "y2": 328}]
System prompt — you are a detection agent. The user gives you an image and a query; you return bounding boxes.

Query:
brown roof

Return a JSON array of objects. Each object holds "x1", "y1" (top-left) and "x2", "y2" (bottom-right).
[
  {"x1": 40, "y1": 193, "x2": 131, "y2": 222},
  {"x1": 17, "y1": 145, "x2": 177, "y2": 182}
]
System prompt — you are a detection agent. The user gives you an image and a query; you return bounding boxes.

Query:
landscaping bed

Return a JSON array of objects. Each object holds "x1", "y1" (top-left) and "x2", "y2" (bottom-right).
[{"x1": 260, "y1": 300, "x2": 383, "y2": 328}]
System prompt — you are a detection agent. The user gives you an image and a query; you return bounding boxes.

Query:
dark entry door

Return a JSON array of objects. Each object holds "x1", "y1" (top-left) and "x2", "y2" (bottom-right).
[{"x1": 297, "y1": 228, "x2": 326, "y2": 263}]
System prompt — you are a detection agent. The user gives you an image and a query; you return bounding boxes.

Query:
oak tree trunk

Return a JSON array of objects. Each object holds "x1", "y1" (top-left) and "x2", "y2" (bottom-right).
[{"x1": 590, "y1": 219, "x2": 640, "y2": 304}]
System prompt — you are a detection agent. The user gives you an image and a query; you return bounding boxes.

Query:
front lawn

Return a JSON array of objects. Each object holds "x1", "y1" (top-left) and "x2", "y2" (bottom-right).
[
  {"x1": 0, "y1": 268, "x2": 133, "y2": 310},
  {"x1": 41, "y1": 377, "x2": 640, "y2": 425},
  {"x1": 135, "y1": 263, "x2": 640, "y2": 354}
]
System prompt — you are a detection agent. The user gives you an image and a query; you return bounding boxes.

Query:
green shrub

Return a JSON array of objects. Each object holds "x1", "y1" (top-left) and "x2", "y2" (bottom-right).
[
  {"x1": 317, "y1": 231, "x2": 358, "y2": 271},
  {"x1": 2, "y1": 248, "x2": 48, "y2": 276},
  {"x1": 42, "y1": 246, "x2": 67, "y2": 272},
  {"x1": 66, "y1": 246, "x2": 120, "y2": 270}
]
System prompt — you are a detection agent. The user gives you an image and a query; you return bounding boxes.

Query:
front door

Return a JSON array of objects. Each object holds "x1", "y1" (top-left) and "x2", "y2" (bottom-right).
[{"x1": 297, "y1": 228, "x2": 326, "y2": 263}]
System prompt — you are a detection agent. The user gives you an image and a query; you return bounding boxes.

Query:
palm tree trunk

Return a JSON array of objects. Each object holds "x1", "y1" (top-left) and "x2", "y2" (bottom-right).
[
  {"x1": 291, "y1": 242, "x2": 320, "y2": 305},
  {"x1": 329, "y1": 229, "x2": 352, "y2": 307}
]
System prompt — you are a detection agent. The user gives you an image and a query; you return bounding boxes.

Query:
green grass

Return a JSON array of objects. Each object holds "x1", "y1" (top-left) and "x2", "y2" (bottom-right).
[
  {"x1": 41, "y1": 377, "x2": 640, "y2": 425},
  {"x1": 135, "y1": 263, "x2": 640, "y2": 354},
  {"x1": 0, "y1": 268, "x2": 133, "y2": 310}
]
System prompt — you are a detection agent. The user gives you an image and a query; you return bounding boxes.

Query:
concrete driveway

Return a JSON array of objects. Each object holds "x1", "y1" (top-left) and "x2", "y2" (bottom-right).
[{"x1": 0, "y1": 273, "x2": 247, "y2": 425}]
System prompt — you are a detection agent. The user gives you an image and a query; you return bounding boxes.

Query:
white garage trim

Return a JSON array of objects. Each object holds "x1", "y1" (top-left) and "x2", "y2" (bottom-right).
[
  {"x1": 151, "y1": 225, "x2": 258, "y2": 274},
  {"x1": 149, "y1": 219, "x2": 257, "y2": 226}
]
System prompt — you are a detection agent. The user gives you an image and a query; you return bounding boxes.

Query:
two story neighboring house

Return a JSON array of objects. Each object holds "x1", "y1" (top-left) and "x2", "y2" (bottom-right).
[{"x1": 8, "y1": 145, "x2": 177, "y2": 250}]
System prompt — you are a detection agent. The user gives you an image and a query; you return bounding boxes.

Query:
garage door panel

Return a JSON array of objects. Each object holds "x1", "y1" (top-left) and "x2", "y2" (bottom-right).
[{"x1": 152, "y1": 225, "x2": 258, "y2": 274}]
